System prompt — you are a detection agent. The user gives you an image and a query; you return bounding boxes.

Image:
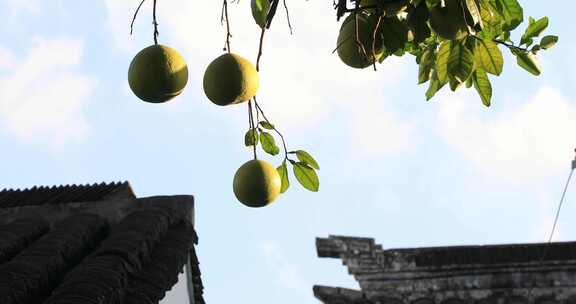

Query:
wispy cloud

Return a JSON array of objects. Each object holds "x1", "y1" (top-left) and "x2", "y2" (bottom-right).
[
  {"x1": 437, "y1": 86, "x2": 576, "y2": 183},
  {"x1": 5, "y1": 0, "x2": 41, "y2": 14},
  {"x1": 0, "y1": 38, "x2": 96, "y2": 149},
  {"x1": 348, "y1": 79, "x2": 418, "y2": 157},
  {"x1": 260, "y1": 241, "x2": 309, "y2": 294}
]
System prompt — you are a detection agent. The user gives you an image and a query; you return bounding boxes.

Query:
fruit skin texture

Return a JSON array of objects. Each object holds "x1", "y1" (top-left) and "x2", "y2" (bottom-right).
[
  {"x1": 128, "y1": 44, "x2": 188, "y2": 103},
  {"x1": 337, "y1": 14, "x2": 384, "y2": 69},
  {"x1": 203, "y1": 53, "x2": 260, "y2": 106},
  {"x1": 429, "y1": 0, "x2": 469, "y2": 40},
  {"x1": 233, "y1": 159, "x2": 281, "y2": 208}
]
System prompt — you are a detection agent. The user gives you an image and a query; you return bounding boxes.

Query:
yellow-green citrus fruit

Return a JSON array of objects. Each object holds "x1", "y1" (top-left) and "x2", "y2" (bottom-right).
[
  {"x1": 128, "y1": 44, "x2": 188, "y2": 103},
  {"x1": 233, "y1": 159, "x2": 281, "y2": 208},
  {"x1": 203, "y1": 53, "x2": 259, "y2": 106},
  {"x1": 429, "y1": 0, "x2": 469, "y2": 40},
  {"x1": 337, "y1": 14, "x2": 384, "y2": 69}
]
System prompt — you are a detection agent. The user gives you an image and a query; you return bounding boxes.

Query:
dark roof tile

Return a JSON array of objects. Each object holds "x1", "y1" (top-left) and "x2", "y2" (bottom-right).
[
  {"x1": 0, "y1": 214, "x2": 109, "y2": 304},
  {"x1": 0, "y1": 183, "x2": 201, "y2": 303},
  {"x1": 0, "y1": 218, "x2": 49, "y2": 263},
  {"x1": 45, "y1": 210, "x2": 176, "y2": 304},
  {"x1": 0, "y1": 182, "x2": 135, "y2": 208},
  {"x1": 125, "y1": 223, "x2": 197, "y2": 303}
]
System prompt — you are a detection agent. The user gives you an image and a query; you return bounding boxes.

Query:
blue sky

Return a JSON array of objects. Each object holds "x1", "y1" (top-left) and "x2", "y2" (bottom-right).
[{"x1": 0, "y1": 0, "x2": 575, "y2": 303}]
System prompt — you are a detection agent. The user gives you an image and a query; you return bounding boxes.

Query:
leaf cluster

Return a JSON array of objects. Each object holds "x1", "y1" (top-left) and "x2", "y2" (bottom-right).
[
  {"x1": 244, "y1": 122, "x2": 320, "y2": 193},
  {"x1": 339, "y1": 0, "x2": 558, "y2": 106}
]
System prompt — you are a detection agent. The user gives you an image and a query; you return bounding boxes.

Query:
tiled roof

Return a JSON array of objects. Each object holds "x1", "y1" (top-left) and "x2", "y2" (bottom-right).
[
  {"x1": 314, "y1": 236, "x2": 576, "y2": 304},
  {"x1": 0, "y1": 183, "x2": 203, "y2": 304},
  {"x1": 0, "y1": 181, "x2": 135, "y2": 208}
]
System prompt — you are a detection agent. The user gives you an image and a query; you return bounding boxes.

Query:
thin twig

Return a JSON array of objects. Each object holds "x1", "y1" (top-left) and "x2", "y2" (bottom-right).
[
  {"x1": 254, "y1": 99, "x2": 290, "y2": 162},
  {"x1": 371, "y1": 14, "x2": 383, "y2": 71},
  {"x1": 130, "y1": 0, "x2": 147, "y2": 35},
  {"x1": 152, "y1": 0, "x2": 159, "y2": 44},
  {"x1": 248, "y1": 100, "x2": 258, "y2": 159},
  {"x1": 255, "y1": 100, "x2": 261, "y2": 126},
  {"x1": 493, "y1": 38, "x2": 529, "y2": 52},
  {"x1": 222, "y1": 0, "x2": 232, "y2": 53},
  {"x1": 353, "y1": 7, "x2": 370, "y2": 69},
  {"x1": 256, "y1": 27, "x2": 266, "y2": 71},
  {"x1": 332, "y1": 35, "x2": 352, "y2": 54},
  {"x1": 251, "y1": 2, "x2": 289, "y2": 162},
  {"x1": 282, "y1": 0, "x2": 293, "y2": 34}
]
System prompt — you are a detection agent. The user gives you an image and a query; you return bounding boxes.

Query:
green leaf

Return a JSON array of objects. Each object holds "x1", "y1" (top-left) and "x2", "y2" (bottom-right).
[
  {"x1": 447, "y1": 40, "x2": 475, "y2": 83},
  {"x1": 449, "y1": 76, "x2": 463, "y2": 92},
  {"x1": 407, "y1": 1, "x2": 431, "y2": 43},
  {"x1": 295, "y1": 150, "x2": 319, "y2": 170},
  {"x1": 514, "y1": 50, "x2": 541, "y2": 76},
  {"x1": 260, "y1": 131, "x2": 280, "y2": 155},
  {"x1": 465, "y1": 76, "x2": 474, "y2": 88},
  {"x1": 465, "y1": 0, "x2": 483, "y2": 28},
  {"x1": 426, "y1": 0, "x2": 441, "y2": 8},
  {"x1": 426, "y1": 71, "x2": 444, "y2": 100},
  {"x1": 251, "y1": 0, "x2": 271, "y2": 28},
  {"x1": 473, "y1": 69, "x2": 492, "y2": 107},
  {"x1": 520, "y1": 16, "x2": 548, "y2": 45},
  {"x1": 474, "y1": 38, "x2": 503, "y2": 75},
  {"x1": 540, "y1": 35, "x2": 558, "y2": 49},
  {"x1": 292, "y1": 162, "x2": 319, "y2": 192},
  {"x1": 276, "y1": 161, "x2": 290, "y2": 193},
  {"x1": 436, "y1": 41, "x2": 451, "y2": 84},
  {"x1": 495, "y1": 0, "x2": 523, "y2": 31},
  {"x1": 418, "y1": 48, "x2": 434, "y2": 84},
  {"x1": 244, "y1": 128, "x2": 259, "y2": 146},
  {"x1": 259, "y1": 121, "x2": 275, "y2": 130}
]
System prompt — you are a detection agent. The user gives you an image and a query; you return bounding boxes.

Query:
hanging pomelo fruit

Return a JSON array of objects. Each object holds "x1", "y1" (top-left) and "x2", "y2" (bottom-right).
[
  {"x1": 128, "y1": 44, "x2": 188, "y2": 103},
  {"x1": 203, "y1": 53, "x2": 259, "y2": 106},
  {"x1": 233, "y1": 159, "x2": 281, "y2": 208}
]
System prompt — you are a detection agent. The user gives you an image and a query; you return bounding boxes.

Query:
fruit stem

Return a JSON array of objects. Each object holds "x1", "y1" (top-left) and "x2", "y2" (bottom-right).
[
  {"x1": 248, "y1": 100, "x2": 258, "y2": 160},
  {"x1": 282, "y1": 0, "x2": 294, "y2": 35},
  {"x1": 353, "y1": 7, "x2": 370, "y2": 70},
  {"x1": 222, "y1": 0, "x2": 232, "y2": 53},
  {"x1": 256, "y1": 28, "x2": 266, "y2": 71},
  {"x1": 371, "y1": 14, "x2": 383, "y2": 72},
  {"x1": 254, "y1": 99, "x2": 289, "y2": 162},
  {"x1": 152, "y1": 0, "x2": 159, "y2": 45}
]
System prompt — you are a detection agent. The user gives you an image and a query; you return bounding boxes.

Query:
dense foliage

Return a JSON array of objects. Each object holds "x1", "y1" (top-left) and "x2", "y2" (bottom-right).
[{"x1": 326, "y1": 0, "x2": 558, "y2": 106}]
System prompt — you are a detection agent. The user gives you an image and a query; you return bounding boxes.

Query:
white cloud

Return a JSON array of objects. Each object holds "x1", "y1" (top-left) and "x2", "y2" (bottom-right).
[
  {"x1": 531, "y1": 183, "x2": 574, "y2": 243},
  {"x1": 0, "y1": 38, "x2": 96, "y2": 149},
  {"x1": 437, "y1": 86, "x2": 576, "y2": 183},
  {"x1": 348, "y1": 88, "x2": 417, "y2": 156},
  {"x1": 0, "y1": 46, "x2": 16, "y2": 70},
  {"x1": 260, "y1": 241, "x2": 309, "y2": 293},
  {"x1": 5, "y1": 0, "x2": 41, "y2": 14}
]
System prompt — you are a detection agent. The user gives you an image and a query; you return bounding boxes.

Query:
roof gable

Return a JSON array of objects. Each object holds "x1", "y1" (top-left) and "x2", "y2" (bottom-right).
[{"x1": 0, "y1": 182, "x2": 203, "y2": 304}]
